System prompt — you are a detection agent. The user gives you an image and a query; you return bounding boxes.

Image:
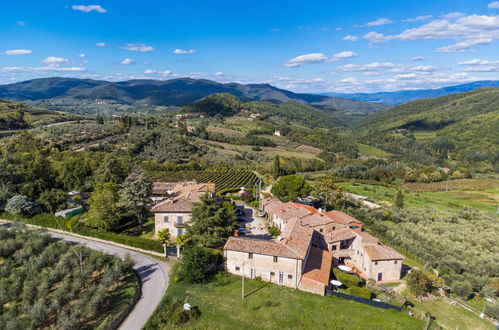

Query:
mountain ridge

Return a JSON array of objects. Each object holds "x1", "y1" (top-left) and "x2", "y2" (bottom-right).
[
  {"x1": 319, "y1": 81, "x2": 499, "y2": 105},
  {"x1": 0, "y1": 77, "x2": 387, "y2": 115}
]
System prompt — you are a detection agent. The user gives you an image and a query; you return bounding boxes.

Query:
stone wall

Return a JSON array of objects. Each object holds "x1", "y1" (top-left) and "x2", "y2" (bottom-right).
[{"x1": 154, "y1": 212, "x2": 190, "y2": 238}]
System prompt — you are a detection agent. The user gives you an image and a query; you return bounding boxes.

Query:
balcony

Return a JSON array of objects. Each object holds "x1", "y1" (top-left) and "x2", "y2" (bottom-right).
[{"x1": 174, "y1": 222, "x2": 185, "y2": 228}]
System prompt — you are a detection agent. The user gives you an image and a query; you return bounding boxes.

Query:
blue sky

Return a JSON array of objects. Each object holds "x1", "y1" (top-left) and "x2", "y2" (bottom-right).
[{"x1": 0, "y1": 0, "x2": 498, "y2": 92}]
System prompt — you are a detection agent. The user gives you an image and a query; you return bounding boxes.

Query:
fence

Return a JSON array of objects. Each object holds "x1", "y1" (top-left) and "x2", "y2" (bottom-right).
[{"x1": 326, "y1": 290, "x2": 402, "y2": 311}]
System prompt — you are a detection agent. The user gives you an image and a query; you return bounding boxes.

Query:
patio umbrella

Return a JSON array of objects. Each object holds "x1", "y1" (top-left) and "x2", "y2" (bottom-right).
[
  {"x1": 338, "y1": 265, "x2": 351, "y2": 272},
  {"x1": 330, "y1": 280, "x2": 343, "y2": 287}
]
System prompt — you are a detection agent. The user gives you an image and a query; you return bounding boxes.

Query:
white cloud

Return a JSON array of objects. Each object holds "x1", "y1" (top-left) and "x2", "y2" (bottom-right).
[
  {"x1": 412, "y1": 56, "x2": 426, "y2": 61},
  {"x1": 78, "y1": 53, "x2": 87, "y2": 58},
  {"x1": 143, "y1": 69, "x2": 172, "y2": 76},
  {"x1": 96, "y1": 42, "x2": 106, "y2": 47},
  {"x1": 173, "y1": 48, "x2": 197, "y2": 54},
  {"x1": 363, "y1": 31, "x2": 388, "y2": 42},
  {"x1": 332, "y1": 51, "x2": 358, "y2": 59},
  {"x1": 120, "y1": 58, "x2": 136, "y2": 65},
  {"x1": 441, "y1": 12, "x2": 465, "y2": 19},
  {"x1": 215, "y1": 72, "x2": 224, "y2": 76},
  {"x1": 339, "y1": 77, "x2": 358, "y2": 83},
  {"x1": 488, "y1": 1, "x2": 499, "y2": 9},
  {"x1": 403, "y1": 15, "x2": 432, "y2": 22},
  {"x1": 343, "y1": 35, "x2": 359, "y2": 42},
  {"x1": 1, "y1": 66, "x2": 86, "y2": 72},
  {"x1": 17, "y1": 21, "x2": 26, "y2": 26},
  {"x1": 285, "y1": 53, "x2": 328, "y2": 67},
  {"x1": 436, "y1": 38, "x2": 492, "y2": 53},
  {"x1": 121, "y1": 43, "x2": 154, "y2": 52},
  {"x1": 72, "y1": 5, "x2": 107, "y2": 13},
  {"x1": 2, "y1": 49, "x2": 33, "y2": 55},
  {"x1": 271, "y1": 28, "x2": 281, "y2": 32},
  {"x1": 339, "y1": 62, "x2": 396, "y2": 71},
  {"x1": 42, "y1": 56, "x2": 69, "y2": 64},
  {"x1": 459, "y1": 58, "x2": 499, "y2": 71},
  {"x1": 366, "y1": 18, "x2": 393, "y2": 26},
  {"x1": 335, "y1": 27, "x2": 343, "y2": 31}
]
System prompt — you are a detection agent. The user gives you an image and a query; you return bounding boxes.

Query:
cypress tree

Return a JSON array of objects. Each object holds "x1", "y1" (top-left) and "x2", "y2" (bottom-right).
[{"x1": 272, "y1": 155, "x2": 281, "y2": 179}]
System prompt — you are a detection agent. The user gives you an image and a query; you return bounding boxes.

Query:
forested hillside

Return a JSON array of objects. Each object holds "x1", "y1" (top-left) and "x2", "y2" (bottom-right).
[
  {"x1": 0, "y1": 77, "x2": 387, "y2": 117},
  {"x1": 356, "y1": 88, "x2": 499, "y2": 170}
]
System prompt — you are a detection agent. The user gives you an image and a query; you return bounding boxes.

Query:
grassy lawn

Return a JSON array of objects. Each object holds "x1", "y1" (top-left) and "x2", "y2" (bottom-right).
[
  {"x1": 409, "y1": 297, "x2": 494, "y2": 330},
  {"x1": 147, "y1": 274, "x2": 423, "y2": 329}
]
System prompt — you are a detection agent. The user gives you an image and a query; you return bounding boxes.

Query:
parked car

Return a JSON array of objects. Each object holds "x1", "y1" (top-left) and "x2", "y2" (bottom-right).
[{"x1": 238, "y1": 227, "x2": 251, "y2": 235}]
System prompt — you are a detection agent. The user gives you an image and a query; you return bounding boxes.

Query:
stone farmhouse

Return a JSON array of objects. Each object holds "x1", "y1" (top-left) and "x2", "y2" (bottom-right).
[
  {"x1": 223, "y1": 198, "x2": 402, "y2": 295},
  {"x1": 151, "y1": 181, "x2": 215, "y2": 239}
]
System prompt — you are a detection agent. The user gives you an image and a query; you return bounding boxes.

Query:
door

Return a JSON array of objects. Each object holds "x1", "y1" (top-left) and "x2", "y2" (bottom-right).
[
  {"x1": 377, "y1": 272, "x2": 383, "y2": 281},
  {"x1": 278, "y1": 271, "x2": 284, "y2": 284}
]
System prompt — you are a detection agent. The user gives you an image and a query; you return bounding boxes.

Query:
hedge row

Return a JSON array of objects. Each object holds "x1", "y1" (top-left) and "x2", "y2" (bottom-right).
[
  {"x1": 333, "y1": 268, "x2": 364, "y2": 288},
  {"x1": 0, "y1": 212, "x2": 164, "y2": 253}
]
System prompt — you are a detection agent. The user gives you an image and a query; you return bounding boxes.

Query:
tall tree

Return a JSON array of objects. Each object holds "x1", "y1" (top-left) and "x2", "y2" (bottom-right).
[
  {"x1": 272, "y1": 155, "x2": 281, "y2": 179},
  {"x1": 395, "y1": 190, "x2": 404, "y2": 209},
  {"x1": 186, "y1": 194, "x2": 237, "y2": 248},
  {"x1": 119, "y1": 167, "x2": 152, "y2": 230},
  {"x1": 87, "y1": 182, "x2": 121, "y2": 231},
  {"x1": 313, "y1": 178, "x2": 345, "y2": 210},
  {"x1": 271, "y1": 175, "x2": 312, "y2": 202}
]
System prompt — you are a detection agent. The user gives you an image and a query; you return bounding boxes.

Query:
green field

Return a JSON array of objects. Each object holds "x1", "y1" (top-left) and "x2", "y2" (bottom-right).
[
  {"x1": 412, "y1": 130, "x2": 438, "y2": 140},
  {"x1": 146, "y1": 274, "x2": 423, "y2": 329},
  {"x1": 358, "y1": 143, "x2": 391, "y2": 158},
  {"x1": 337, "y1": 181, "x2": 498, "y2": 215}
]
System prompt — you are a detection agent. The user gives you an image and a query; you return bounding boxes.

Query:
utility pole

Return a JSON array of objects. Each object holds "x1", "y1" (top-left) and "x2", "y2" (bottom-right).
[{"x1": 242, "y1": 263, "x2": 245, "y2": 299}]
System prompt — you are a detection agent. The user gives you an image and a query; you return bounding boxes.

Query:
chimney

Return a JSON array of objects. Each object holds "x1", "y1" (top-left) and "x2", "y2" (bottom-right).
[{"x1": 234, "y1": 229, "x2": 239, "y2": 237}]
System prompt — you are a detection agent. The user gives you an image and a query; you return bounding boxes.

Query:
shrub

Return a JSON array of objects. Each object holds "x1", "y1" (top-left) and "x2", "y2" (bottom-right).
[
  {"x1": 453, "y1": 280, "x2": 473, "y2": 299},
  {"x1": 177, "y1": 246, "x2": 223, "y2": 283},
  {"x1": 484, "y1": 304, "x2": 499, "y2": 320},
  {"x1": 406, "y1": 270, "x2": 432, "y2": 296},
  {"x1": 268, "y1": 226, "x2": 281, "y2": 237},
  {"x1": 5, "y1": 195, "x2": 42, "y2": 216},
  {"x1": 344, "y1": 286, "x2": 372, "y2": 299},
  {"x1": 333, "y1": 268, "x2": 363, "y2": 288}
]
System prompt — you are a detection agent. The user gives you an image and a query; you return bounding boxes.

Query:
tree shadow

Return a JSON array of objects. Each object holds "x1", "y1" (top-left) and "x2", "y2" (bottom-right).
[{"x1": 244, "y1": 281, "x2": 269, "y2": 298}]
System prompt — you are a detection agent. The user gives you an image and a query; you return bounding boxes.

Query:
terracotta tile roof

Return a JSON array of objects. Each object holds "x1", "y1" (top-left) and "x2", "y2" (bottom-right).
[
  {"x1": 150, "y1": 197, "x2": 195, "y2": 213},
  {"x1": 327, "y1": 228, "x2": 357, "y2": 243},
  {"x1": 300, "y1": 212, "x2": 335, "y2": 227},
  {"x1": 289, "y1": 203, "x2": 318, "y2": 215},
  {"x1": 152, "y1": 182, "x2": 176, "y2": 195},
  {"x1": 324, "y1": 210, "x2": 362, "y2": 226},
  {"x1": 262, "y1": 198, "x2": 283, "y2": 214},
  {"x1": 279, "y1": 218, "x2": 314, "y2": 259},
  {"x1": 364, "y1": 244, "x2": 403, "y2": 261},
  {"x1": 355, "y1": 231, "x2": 379, "y2": 244},
  {"x1": 224, "y1": 237, "x2": 303, "y2": 259},
  {"x1": 272, "y1": 203, "x2": 312, "y2": 224},
  {"x1": 301, "y1": 247, "x2": 333, "y2": 285}
]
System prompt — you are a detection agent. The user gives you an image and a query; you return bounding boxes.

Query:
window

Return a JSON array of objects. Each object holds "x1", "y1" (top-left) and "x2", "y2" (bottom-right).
[
  {"x1": 248, "y1": 253, "x2": 253, "y2": 259},
  {"x1": 177, "y1": 228, "x2": 184, "y2": 236},
  {"x1": 394, "y1": 260, "x2": 398, "y2": 264},
  {"x1": 273, "y1": 256, "x2": 278, "y2": 263},
  {"x1": 357, "y1": 250, "x2": 359, "y2": 255},
  {"x1": 270, "y1": 271, "x2": 275, "y2": 276},
  {"x1": 332, "y1": 245, "x2": 337, "y2": 251},
  {"x1": 332, "y1": 226, "x2": 336, "y2": 230},
  {"x1": 375, "y1": 261, "x2": 378, "y2": 266},
  {"x1": 177, "y1": 216, "x2": 183, "y2": 224},
  {"x1": 235, "y1": 266, "x2": 240, "y2": 271},
  {"x1": 163, "y1": 216, "x2": 169, "y2": 223},
  {"x1": 288, "y1": 274, "x2": 293, "y2": 279},
  {"x1": 319, "y1": 228, "x2": 323, "y2": 233},
  {"x1": 278, "y1": 271, "x2": 284, "y2": 284},
  {"x1": 377, "y1": 273, "x2": 383, "y2": 281},
  {"x1": 250, "y1": 269, "x2": 256, "y2": 279}
]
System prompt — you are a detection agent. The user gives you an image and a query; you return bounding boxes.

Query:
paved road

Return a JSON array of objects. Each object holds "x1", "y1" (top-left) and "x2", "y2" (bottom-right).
[{"x1": 0, "y1": 222, "x2": 170, "y2": 330}]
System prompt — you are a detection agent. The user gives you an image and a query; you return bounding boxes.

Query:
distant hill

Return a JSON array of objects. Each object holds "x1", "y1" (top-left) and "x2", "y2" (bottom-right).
[
  {"x1": 320, "y1": 81, "x2": 499, "y2": 105},
  {"x1": 356, "y1": 88, "x2": 499, "y2": 164},
  {"x1": 0, "y1": 77, "x2": 387, "y2": 115}
]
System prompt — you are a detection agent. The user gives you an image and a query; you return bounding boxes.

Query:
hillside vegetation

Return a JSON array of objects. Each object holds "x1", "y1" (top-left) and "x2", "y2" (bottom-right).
[{"x1": 356, "y1": 88, "x2": 499, "y2": 170}]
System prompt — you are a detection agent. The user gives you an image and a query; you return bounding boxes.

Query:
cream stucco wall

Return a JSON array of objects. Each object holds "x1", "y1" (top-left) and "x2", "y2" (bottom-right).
[
  {"x1": 225, "y1": 250, "x2": 303, "y2": 288},
  {"x1": 154, "y1": 212, "x2": 190, "y2": 239},
  {"x1": 366, "y1": 258, "x2": 402, "y2": 282}
]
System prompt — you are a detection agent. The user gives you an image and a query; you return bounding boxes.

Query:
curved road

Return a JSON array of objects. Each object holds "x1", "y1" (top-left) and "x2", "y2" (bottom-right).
[{"x1": 47, "y1": 231, "x2": 170, "y2": 330}]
